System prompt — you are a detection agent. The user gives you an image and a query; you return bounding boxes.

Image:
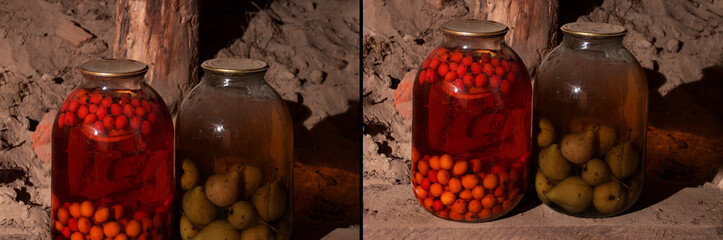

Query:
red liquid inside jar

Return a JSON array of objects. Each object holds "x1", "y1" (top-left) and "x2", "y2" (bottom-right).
[
  {"x1": 52, "y1": 86, "x2": 174, "y2": 239},
  {"x1": 412, "y1": 46, "x2": 532, "y2": 221}
]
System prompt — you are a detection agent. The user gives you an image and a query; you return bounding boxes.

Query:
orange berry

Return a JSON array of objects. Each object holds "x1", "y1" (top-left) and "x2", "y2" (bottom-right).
[
  {"x1": 465, "y1": 211, "x2": 479, "y2": 221},
  {"x1": 415, "y1": 186, "x2": 428, "y2": 199},
  {"x1": 502, "y1": 199, "x2": 512, "y2": 210},
  {"x1": 437, "y1": 170, "x2": 450, "y2": 185},
  {"x1": 70, "y1": 232, "x2": 84, "y2": 240},
  {"x1": 458, "y1": 189, "x2": 473, "y2": 201},
  {"x1": 412, "y1": 147, "x2": 421, "y2": 162},
  {"x1": 483, "y1": 173, "x2": 499, "y2": 190},
  {"x1": 137, "y1": 233, "x2": 149, "y2": 240},
  {"x1": 52, "y1": 195, "x2": 60, "y2": 212},
  {"x1": 134, "y1": 210, "x2": 150, "y2": 220},
  {"x1": 481, "y1": 194, "x2": 496, "y2": 209},
  {"x1": 54, "y1": 221, "x2": 64, "y2": 232},
  {"x1": 440, "y1": 191, "x2": 456, "y2": 205},
  {"x1": 80, "y1": 201, "x2": 95, "y2": 218},
  {"x1": 94, "y1": 207, "x2": 109, "y2": 223},
  {"x1": 508, "y1": 187, "x2": 520, "y2": 200},
  {"x1": 492, "y1": 205, "x2": 503, "y2": 215},
  {"x1": 472, "y1": 186, "x2": 485, "y2": 200},
  {"x1": 461, "y1": 174, "x2": 479, "y2": 190},
  {"x1": 491, "y1": 165, "x2": 507, "y2": 174},
  {"x1": 417, "y1": 160, "x2": 430, "y2": 176},
  {"x1": 437, "y1": 209, "x2": 450, "y2": 218},
  {"x1": 114, "y1": 233, "x2": 128, "y2": 240},
  {"x1": 429, "y1": 156, "x2": 441, "y2": 170},
  {"x1": 448, "y1": 177, "x2": 462, "y2": 193},
  {"x1": 77, "y1": 217, "x2": 91, "y2": 234},
  {"x1": 494, "y1": 185, "x2": 506, "y2": 198},
  {"x1": 439, "y1": 154, "x2": 453, "y2": 170},
  {"x1": 449, "y1": 211, "x2": 465, "y2": 221},
  {"x1": 103, "y1": 221, "x2": 122, "y2": 238},
  {"x1": 498, "y1": 171, "x2": 510, "y2": 186},
  {"x1": 110, "y1": 205, "x2": 123, "y2": 220},
  {"x1": 468, "y1": 199, "x2": 483, "y2": 213},
  {"x1": 414, "y1": 172, "x2": 424, "y2": 185},
  {"x1": 469, "y1": 158, "x2": 482, "y2": 173},
  {"x1": 125, "y1": 220, "x2": 142, "y2": 237},
  {"x1": 57, "y1": 207, "x2": 70, "y2": 224},
  {"x1": 452, "y1": 161, "x2": 467, "y2": 176},
  {"x1": 451, "y1": 199, "x2": 467, "y2": 214},
  {"x1": 478, "y1": 208, "x2": 492, "y2": 219},
  {"x1": 429, "y1": 183, "x2": 443, "y2": 197},
  {"x1": 476, "y1": 171, "x2": 487, "y2": 181},
  {"x1": 69, "y1": 202, "x2": 82, "y2": 218},
  {"x1": 509, "y1": 167, "x2": 523, "y2": 183},
  {"x1": 140, "y1": 217, "x2": 152, "y2": 232},
  {"x1": 423, "y1": 197, "x2": 435, "y2": 211},
  {"x1": 89, "y1": 225, "x2": 104, "y2": 240}
]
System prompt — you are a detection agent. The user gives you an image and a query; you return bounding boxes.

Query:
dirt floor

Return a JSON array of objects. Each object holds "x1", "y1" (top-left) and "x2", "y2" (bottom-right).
[{"x1": 0, "y1": 0, "x2": 359, "y2": 239}]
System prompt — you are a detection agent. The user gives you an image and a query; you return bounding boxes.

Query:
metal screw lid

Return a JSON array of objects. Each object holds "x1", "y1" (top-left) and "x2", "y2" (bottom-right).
[
  {"x1": 441, "y1": 19, "x2": 509, "y2": 37},
  {"x1": 79, "y1": 59, "x2": 148, "y2": 77},
  {"x1": 201, "y1": 58, "x2": 269, "y2": 75},
  {"x1": 561, "y1": 22, "x2": 627, "y2": 38}
]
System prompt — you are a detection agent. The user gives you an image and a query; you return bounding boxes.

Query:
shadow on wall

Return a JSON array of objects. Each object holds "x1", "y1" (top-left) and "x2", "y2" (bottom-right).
[{"x1": 557, "y1": 0, "x2": 604, "y2": 42}]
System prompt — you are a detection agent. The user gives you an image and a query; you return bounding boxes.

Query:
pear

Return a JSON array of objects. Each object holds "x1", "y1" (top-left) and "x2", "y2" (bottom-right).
[
  {"x1": 626, "y1": 176, "x2": 642, "y2": 203},
  {"x1": 227, "y1": 201, "x2": 260, "y2": 230},
  {"x1": 252, "y1": 182, "x2": 287, "y2": 222},
  {"x1": 535, "y1": 171, "x2": 555, "y2": 204},
  {"x1": 240, "y1": 165, "x2": 264, "y2": 199},
  {"x1": 205, "y1": 170, "x2": 242, "y2": 207},
  {"x1": 537, "y1": 118, "x2": 556, "y2": 148},
  {"x1": 592, "y1": 181, "x2": 627, "y2": 214},
  {"x1": 182, "y1": 186, "x2": 217, "y2": 225},
  {"x1": 179, "y1": 215, "x2": 200, "y2": 240},
  {"x1": 584, "y1": 124, "x2": 617, "y2": 155},
  {"x1": 240, "y1": 224, "x2": 273, "y2": 240},
  {"x1": 560, "y1": 130, "x2": 595, "y2": 164},
  {"x1": 191, "y1": 220, "x2": 241, "y2": 240},
  {"x1": 544, "y1": 176, "x2": 593, "y2": 213},
  {"x1": 605, "y1": 140, "x2": 638, "y2": 179},
  {"x1": 581, "y1": 158, "x2": 612, "y2": 186},
  {"x1": 181, "y1": 159, "x2": 200, "y2": 190},
  {"x1": 538, "y1": 144, "x2": 572, "y2": 181}
]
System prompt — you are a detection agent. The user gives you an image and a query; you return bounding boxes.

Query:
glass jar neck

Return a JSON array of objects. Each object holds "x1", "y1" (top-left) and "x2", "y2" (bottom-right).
[
  {"x1": 204, "y1": 71, "x2": 266, "y2": 87},
  {"x1": 81, "y1": 74, "x2": 145, "y2": 90},
  {"x1": 561, "y1": 33, "x2": 625, "y2": 51},
  {"x1": 442, "y1": 33, "x2": 505, "y2": 50}
]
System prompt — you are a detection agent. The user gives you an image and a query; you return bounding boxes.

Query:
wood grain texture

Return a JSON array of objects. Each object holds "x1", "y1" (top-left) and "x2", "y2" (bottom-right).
[
  {"x1": 473, "y1": 0, "x2": 559, "y2": 76},
  {"x1": 113, "y1": 0, "x2": 199, "y2": 114}
]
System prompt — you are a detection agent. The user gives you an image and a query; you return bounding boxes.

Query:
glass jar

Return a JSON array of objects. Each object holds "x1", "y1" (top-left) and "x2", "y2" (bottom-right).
[
  {"x1": 175, "y1": 58, "x2": 293, "y2": 239},
  {"x1": 411, "y1": 19, "x2": 532, "y2": 222},
  {"x1": 51, "y1": 59, "x2": 175, "y2": 239},
  {"x1": 533, "y1": 22, "x2": 647, "y2": 217}
]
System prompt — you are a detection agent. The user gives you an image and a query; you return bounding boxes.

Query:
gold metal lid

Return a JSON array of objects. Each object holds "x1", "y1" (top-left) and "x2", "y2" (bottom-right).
[
  {"x1": 201, "y1": 58, "x2": 269, "y2": 75},
  {"x1": 441, "y1": 19, "x2": 508, "y2": 37},
  {"x1": 79, "y1": 59, "x2": 148, "y2": 77},
  {"x1": 561, "y1": 22, "x2": 627, "y2": 38}
]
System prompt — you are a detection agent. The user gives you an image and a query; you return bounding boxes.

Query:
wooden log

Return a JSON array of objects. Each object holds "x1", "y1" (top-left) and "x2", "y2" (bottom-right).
[
  {"x1": 473, "y1": 0, "x2": 559, "y2": 76},
  {"x1": 112, "y1": 0, "x2": 199, "y2": 114}
]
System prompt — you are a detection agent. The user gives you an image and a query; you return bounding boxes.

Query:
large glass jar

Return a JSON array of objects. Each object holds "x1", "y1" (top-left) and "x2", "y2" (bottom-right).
[
  {"x1": 51, "y1": 59, "x2": 175, "y2": 239},
  {"x1": 411, "y1": 19, "x2": 532, "y2": 222},
  {"x1": 533, "y1": 22, "x2": 647, "y2": 217},
  {"x1": 175, "y1": 58, "x2": 293, "y2": 239}
]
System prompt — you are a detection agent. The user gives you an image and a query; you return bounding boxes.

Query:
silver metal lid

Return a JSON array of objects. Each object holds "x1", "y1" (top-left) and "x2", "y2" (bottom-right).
[
  {"x1": 561, "y1": 22, "x2": 627, "y2": 38},
  {"x1": 441, "y1": 19, "x2": 508, "y2": 37},
  {"x1": 79, "y1": 59, "x2": 148, "y2": 77},
  {"x1": 201, "y1": 58, "x2": 269, "y2": 75}
]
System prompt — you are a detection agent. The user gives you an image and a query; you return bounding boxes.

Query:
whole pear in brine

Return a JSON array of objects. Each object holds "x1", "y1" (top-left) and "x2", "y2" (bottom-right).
[
  {"x1": 241, "y1": 165, "x2": 264, "y2": 199},
  {"x1": 252, "y1": 182, "x2": 287, "y2": 222},
  {"x1": 584, "y1": 124, "x2": 617, "y2": 155},
  {"x1": 182, "y1": 186, "x2": 217, "y2": 225},
  {"x1": 191, "y1": 220, "x2": 241, "y2": 240},
  {"x1": 240, "y1": 224, "x2": 273, "y2": 240},
  {"x1": 606, "y1": 140, "x2": 638, "y2": 179},
  {"x1": 592, "y1": 181, "x2": 627, "y2": 214},
  {"x1": 227, "y1": 201, "x2": 260, "y2": 230},
  {"x1": 538, "y1": 144, "x2": 572, "y2": 181},
  {"x1": 205, "y1": 170, "x2": 242, "y2": 207},
  {"x1": 181, "y1": 159, "x2": 200, "y2": 190},
  {"x1": 179, "y1": 215, "x2": 200, "y2": 240},
  {"x1": 581, "y1": 158, "x2": 612, "y2": 186},
  {"x1": 560, "y1": 129, "x2": 596, "y2": 164},
  {"x1": 537, "y1": 118, "x2": 556, "y2": 148},
  {"x1": 544, "y1": 176, "x2": 593, "y2": 213},
  {"x1": 535, "y1": 171, "x2": 555, "y2": 204}
]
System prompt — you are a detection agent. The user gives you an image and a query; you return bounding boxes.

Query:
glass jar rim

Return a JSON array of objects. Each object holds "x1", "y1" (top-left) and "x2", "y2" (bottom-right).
[
  {"x1": 561, "y1": 22, "x2": 627, "y2": 38},
  {"x1": 79, "y1": 59, "x2": 148, "y2": 78},
  {"x1": 201, "y1": 58, "x2": 269, "y2": 75},
  {"x1": 441, "y1": 19, "x2": 508, "y2": 37}
]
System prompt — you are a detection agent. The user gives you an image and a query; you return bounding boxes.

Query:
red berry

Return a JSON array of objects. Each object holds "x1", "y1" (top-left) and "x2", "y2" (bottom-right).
[
  {"x1": 438, "y1": 63, "x2": 449, "y2": 76},
  {"x1": 93, "y1": 121, "x2": 106, "y2": 134},
  {"x1": 470, "y1": 62, "x2": 482, "y2": 73},
  {"x1": 450, "y1": 52, "x2": 463, "y2": 63},
  {"x1": 141, "y1": 100, "x2": 151, "y2": 113},
  {"x1": 101, "y1": 97, "x2": 113, "y2": 108},
  {"x1": 69, "y1": 100, "x2": 80, "y2": 112},
  {"x1": 68, "y1": 217, "x2": 79, "y2": 231},
  {"x1": 454, "y1": 79, "x2": 466, "y2": 91},
  {"x1": 58, "y1": 113, "x2": 65, "y2": 128},
  {"x1": 480, "y1": 53, "x2": 491, "y2": 64},
  {"x1": 456, "y1": 65, "x2": 468, "y2": 76},
  {"x1": 418, "y1": 70, "x2": 427, "y2": 85},
  {"x1": 130, "y1": 116, "x2": 142, "y2": 130},
  {"x1": 482, "y1": 63, "x2": 494, "y2": 76},
  {"x1": 123, "y1": 104, "x2": 134, "y2": 117},
  {"x1": 500, "y1": 80, "x2": 511, "y2": 94},
  {"x1": 474, "y1": 74, "x2": 487, "y2": 88},
  {"x1": 490, "y1": 75, "x2": 502, "y2": 89},
  {"x1": 501, "y1": 59, "x2": 510, "y2": 72},
  {"x1": 461, "y1": 56, "x2": 473, "y2": 66},
  {"x1": 77, "y1": 105, "x2": 89, "y2": 119},
  {"x1": 61, "y1": 101, "x2": 69, "y2": 111},
  {"x1": 88, "y1": 104, "x2": 98, "y2": 113},
  {"x1": 437, "y1": 48, "x2": 449, "y2": 56},
  {"x1": 135, "y1": 106, "x2": 146, "y2": 117},
  {"x1": 428, "y1": 169, "x2": 438, "y2": 183},
  {"x1": 506, "y1": 72, "x2": 516, "y2": 83},
  {"x1": 430, "y1": 58, "x2": 441, "y2": 69},
  {"x1": 142, "y1": 121, "x2": 152, "y2": 135},
  {"x1": 449, "y1": 62, "x2": 458, "y2": 71},
  {"x1": 421, "y1": 178, "x2": 431, "y2": 190},
  {"x1": 90, "y1": 93, "x2": 103, "y2": 104},
  {"x1": 96, "y1": 106, "x2": 107, "y2": 119},
  {"x1": 64, "y1": 113, "x2": 76, "y2": 126},
  {"x1": 115, "y1": 115, "x2": 128, "y2": 129},
  {"x1": 491, "y1": 57, "x2": 500, "y2": 66},
  {"x1": 103, "y1": 116, "x2": 114, "y2": 129},
  {"x1": 426, "y1": 70, "x2": 437, "y2": 83},
  {"x1": 463, "y1": 74, "x2": 474, "y2": 87},
  {"x1": 75, "y1": 89, "x2": 88, "y2": 98},
  {"x1": 495, "y1": 66, "x2": 506, "y2": 76},
  {"x1": 131, "y1": 98, "x2": 141, "y2": 107},
  {"x1": 433, "y1": 200, "x2": 444, "y2": 211},
  {"x1": 84, "y1": 113, "x2": 97, "y2": 124},
  {"x1": 110, "y1": 103, "x2": 123, "y2": 115},
  {"x1": 422, "y1": 59, "x2": 431, "y2": 69},
  {"x1": 444, "y1": 72, "x2": 457, "y2": 82},
  {"x1": 120, "y1": 94, "x2": 131, "y2": 105},
  {"x1": 61, "y1": 227, "x2": 71, "y2": 239}
]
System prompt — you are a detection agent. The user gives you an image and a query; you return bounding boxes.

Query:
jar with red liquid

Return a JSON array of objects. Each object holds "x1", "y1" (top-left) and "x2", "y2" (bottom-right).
[
  {"x1": 51, "y1": 59, "x2": 175, "y2": 239},
  {"x1": 533, "y1": 22, "x2": 647, "y2": 217},
  {"x1": 411, "y1": 19, "x2": 532, "y2": 222}
]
